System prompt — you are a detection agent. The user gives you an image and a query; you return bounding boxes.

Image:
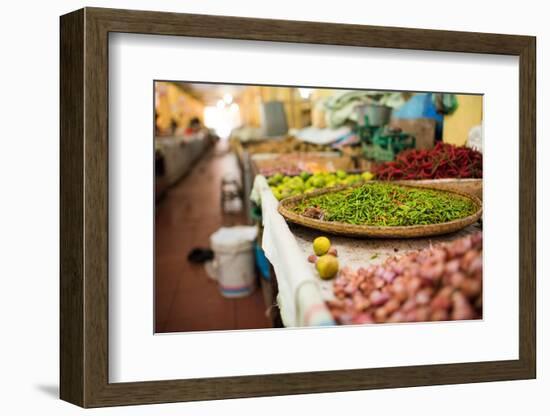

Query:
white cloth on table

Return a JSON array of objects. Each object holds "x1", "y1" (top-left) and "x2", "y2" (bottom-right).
[
  {"x1": 293, "y1": 126, "x2": 352, "y2": 145},
  {"x1": 251, "y1": 176, "x2": 335, "y2": 327}
]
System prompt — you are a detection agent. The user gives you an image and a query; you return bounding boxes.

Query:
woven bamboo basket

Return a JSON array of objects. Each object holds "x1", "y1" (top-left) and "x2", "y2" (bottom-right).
[
  {"x1": 278, "y1": 182, "x2": 482, "y2": 238},
  {"x1": 393, "y1": 178, "x2": 483, "y2": 201}
]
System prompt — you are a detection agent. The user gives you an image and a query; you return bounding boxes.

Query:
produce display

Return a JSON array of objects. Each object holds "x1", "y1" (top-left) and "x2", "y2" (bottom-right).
[
  {"x1": 327, "y1": 232, "x2": 483, "y2": 324},
  {"x1": 244, "y1": 136, "x2": 332, "y2": 154},
  {"x1": 268, "y1": 171, "x2": 375, "y2": 200},
  {"x1": 244, "y1": 136, "x2": 484, "y2": 327},
  {"x1": 259, "y1": 165, "x2": 302, "y2": 177},
  {"x1": 292, "y1": 183, "x2": 478, "y2": 226},
  {"x1": 374, "y1": 143, "x2": 482, "y2": 180},
  {"x1": 255, "y1": 153, "x2": 353, "y2": 177}
]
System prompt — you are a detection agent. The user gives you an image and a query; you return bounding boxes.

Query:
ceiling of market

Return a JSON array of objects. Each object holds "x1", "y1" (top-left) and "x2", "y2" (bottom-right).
[{"x1": 172, "y1": 82, "x2": 246, "y2": 105}]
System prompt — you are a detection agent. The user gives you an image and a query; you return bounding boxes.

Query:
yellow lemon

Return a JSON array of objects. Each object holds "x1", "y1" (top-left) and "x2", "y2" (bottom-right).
[
  {"x1": 361, "y1": 171, "x2": 375, "y2": 181},
  {"x1": 313, "y1": 236, "x2": 331, "y2": 256},
  {"x1": 316, "y1": 255, "x2": 339, "y2": 280}
]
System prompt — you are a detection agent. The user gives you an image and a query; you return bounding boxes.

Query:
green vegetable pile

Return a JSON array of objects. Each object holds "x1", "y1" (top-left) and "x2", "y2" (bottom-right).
[
  {"x1": 268, "y1": 170, "x2": 375, "y2": 201},
  {"x1": 292, "y1": 183, "x2": 477, "y2": 226}
]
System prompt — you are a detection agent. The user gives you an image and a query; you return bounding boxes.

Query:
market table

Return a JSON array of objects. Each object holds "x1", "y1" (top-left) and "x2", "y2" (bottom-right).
[
  {"x1": 155, "y1": 135, "x2": 211, "y2": 196},
  {"x1": 251, "y1": 175, "x2": 481, "y2": 328},
  {"x1": 290, "y1": 222, "x2": 481, "y2": 304}
]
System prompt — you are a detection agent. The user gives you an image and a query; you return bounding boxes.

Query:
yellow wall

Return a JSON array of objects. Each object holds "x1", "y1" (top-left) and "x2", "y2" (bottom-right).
[
  {"x1": 237, "y1": 86, "x2": 262, "y2": 127},
  {"x1": 236, "y1": 86, "x2": 312, "y2": 130},
  {"x1": 155, "y1": 83, "x2": 319, "y2": 135},
  {"x1": 155, "y1": 82, "x2": 205, "y2": 135},
  {"x1": 442, "y1": 95, "x2": 483, "y2": 145}
]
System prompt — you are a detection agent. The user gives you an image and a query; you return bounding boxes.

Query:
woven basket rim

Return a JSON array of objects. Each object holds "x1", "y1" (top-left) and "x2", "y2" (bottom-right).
[{"x1": 277, "y1": 181, "x2": 482, "y2": 238}]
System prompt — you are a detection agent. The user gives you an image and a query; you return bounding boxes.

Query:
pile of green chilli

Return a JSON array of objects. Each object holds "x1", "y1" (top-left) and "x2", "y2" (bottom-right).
[{"x1": 292, "y1": 183, "x2": 478, "y2": 227}]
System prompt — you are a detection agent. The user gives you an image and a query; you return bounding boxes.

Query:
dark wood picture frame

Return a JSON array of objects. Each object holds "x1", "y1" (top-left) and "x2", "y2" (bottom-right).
[{"x1": 60, "y1": 7, "x2": 536, "y2": 408}]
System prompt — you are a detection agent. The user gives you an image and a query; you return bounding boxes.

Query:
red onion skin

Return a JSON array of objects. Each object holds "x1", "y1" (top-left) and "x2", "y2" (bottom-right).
[{"x1": 328, "y1": 232, "x2": 483, "y2": 325}]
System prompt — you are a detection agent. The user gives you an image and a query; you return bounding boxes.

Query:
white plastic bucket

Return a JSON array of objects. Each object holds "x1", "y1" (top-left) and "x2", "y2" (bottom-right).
[{"x1": 209, "y1": 226, "x2": 258, "y2": 298}]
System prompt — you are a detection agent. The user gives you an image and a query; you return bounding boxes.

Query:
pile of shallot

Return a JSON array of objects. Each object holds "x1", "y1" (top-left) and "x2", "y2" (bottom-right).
[{"x1": 327, "y1": 232, "x2": 482, "y2": 325}]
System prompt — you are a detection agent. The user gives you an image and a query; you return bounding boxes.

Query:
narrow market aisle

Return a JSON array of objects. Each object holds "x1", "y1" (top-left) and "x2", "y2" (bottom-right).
[{"x1": 155, "y1": 141, "x2": 270, "y2": 333}]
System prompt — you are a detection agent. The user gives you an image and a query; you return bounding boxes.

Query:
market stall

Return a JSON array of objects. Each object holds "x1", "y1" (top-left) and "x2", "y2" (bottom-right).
[
  {"x1": 154, "y1": 133, "x2": 213, "y2": 198},
  {"x1": 253, "y1": 175, "x2": 481, "y2": 326},
  {"x1": 249, "y1": 139, "x2": 483, "y2": 328}
]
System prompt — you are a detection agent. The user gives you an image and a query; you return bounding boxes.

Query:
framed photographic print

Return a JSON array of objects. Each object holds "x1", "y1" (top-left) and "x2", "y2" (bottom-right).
[{"x1": 60, "y1": 7, "x2": 536, "y2": 408}]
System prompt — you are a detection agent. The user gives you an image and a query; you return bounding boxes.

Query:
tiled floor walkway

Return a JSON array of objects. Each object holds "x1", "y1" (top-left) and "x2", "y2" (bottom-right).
[{"x1": 155, "y1": 142, "x2": 270, "y2": 333}]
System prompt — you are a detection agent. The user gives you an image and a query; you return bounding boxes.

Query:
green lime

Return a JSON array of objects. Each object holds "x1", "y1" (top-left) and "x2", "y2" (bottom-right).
[
  {"x1": 336, "y1": 170, "x2": 347, "y2": 179},
  {"x1": 300, "y1": 171, "x2": 312, "y2": 181},
  {"x1": 312, "y1": 177, "x2": 325, "y2": 188}
]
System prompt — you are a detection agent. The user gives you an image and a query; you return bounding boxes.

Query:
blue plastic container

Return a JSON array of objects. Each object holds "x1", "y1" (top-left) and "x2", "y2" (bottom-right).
[{"x1": 254, "y1": 243, "x2": 271, "y2": 281}]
